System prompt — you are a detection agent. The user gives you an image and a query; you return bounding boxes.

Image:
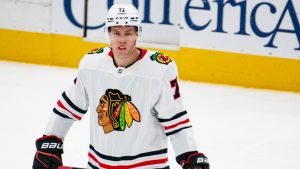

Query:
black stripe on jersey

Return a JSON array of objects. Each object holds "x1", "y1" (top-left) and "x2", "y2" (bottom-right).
[
  {"x1": 90, "y1": 144, "x2": 168, "y2": 161},
  {"x1": 157, "y1": 111, "x2": 187, "y2": 123},
  {"x1": 53, "y1": 108, "x2": 72, "y2": 119},
  {"x1": 88, "y1": 162, "x2": 99, "y2": 169},
  {"x1": 165, "y1": 126, "x2": 192, "y2": 136},
  {"x1": 62, "y1": 92, "x2": 87, "y2": 114}
]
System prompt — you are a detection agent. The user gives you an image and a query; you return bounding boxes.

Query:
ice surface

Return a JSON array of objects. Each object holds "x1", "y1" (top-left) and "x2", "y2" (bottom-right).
[{"x1": 0, "y1": 61, "x2": 299, "y2": 169}]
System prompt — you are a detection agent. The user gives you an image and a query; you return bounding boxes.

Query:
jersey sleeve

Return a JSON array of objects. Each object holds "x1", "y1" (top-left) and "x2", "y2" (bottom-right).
[
  {"x1": 153, "y1": 62, "x2": 198, "y2": 156},
  {"x1": 44, "y1": 71, "x2": 89, "y2": 139}
]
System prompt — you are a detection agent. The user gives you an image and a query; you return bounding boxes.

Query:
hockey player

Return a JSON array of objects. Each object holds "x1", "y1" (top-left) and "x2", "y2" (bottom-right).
[{"x1": 33, "y1": 3, "x2": 209, "y2": 169}]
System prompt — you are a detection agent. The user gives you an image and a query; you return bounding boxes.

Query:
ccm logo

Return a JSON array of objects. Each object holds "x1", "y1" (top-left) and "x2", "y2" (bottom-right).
[{"x1": 41, "y1": 143, "x2": 63, "y2": 149}]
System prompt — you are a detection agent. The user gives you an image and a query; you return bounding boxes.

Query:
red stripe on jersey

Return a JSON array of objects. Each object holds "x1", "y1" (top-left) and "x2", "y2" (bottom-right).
[
  {"x1": 164, "y1": 118, "x2": 190, "y2": 130},
  {"x1": 88, "y1": 152, "x2": 168, "y2": 169},
  {"x1": 138, "y1": 48, "x2": 147, "y2": 60},
  {"x1": 108, "y1": 50, "x2": 113, "y2": 57},
  {"x1": 57, "y1": 100, "x2": 81, "y2": 120}
]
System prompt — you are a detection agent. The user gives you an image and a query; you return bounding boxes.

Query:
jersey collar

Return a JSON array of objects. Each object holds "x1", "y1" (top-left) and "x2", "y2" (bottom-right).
[{"x1": 108, "y1": 48, "x2": 147, "y2": 68}]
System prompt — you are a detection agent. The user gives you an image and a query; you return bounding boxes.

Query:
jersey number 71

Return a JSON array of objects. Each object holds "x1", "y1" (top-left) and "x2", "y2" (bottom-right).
[{"x1": 170, "y1": 77, "x2": 180, "y2": 99}]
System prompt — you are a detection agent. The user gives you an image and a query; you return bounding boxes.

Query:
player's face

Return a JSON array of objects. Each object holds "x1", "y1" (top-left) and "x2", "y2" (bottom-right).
[
  {"x1": 96, "y1": 95, "x2": 110, "y2": 126},
  {"x1": 109, "y1": 26, "x2": 138, "y2": 57}
]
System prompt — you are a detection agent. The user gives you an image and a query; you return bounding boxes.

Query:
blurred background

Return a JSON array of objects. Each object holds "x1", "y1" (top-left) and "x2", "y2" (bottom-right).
[
  {"x1": 0, "y1": 0, "x2": 300, "y2": 168},
  {"x1": 1, "y1": 0, "x2": 299, "y2": 92}
]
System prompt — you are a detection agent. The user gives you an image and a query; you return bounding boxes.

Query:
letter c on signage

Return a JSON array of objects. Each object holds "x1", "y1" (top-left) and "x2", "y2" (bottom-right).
[
  {"x1": 64, "y1": 0, "x2": 105, "y2": 29},
  {"x1": 251, "y1": 2, "x2": 276, "y2": 38}
]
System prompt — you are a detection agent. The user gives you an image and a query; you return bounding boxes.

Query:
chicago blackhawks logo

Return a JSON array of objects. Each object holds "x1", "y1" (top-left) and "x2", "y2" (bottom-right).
[
  {"x1": 150, "y1": 52, "x2": 172, "y2": 65},
  {"x1": 96, "y1": 89, "x2": 141, "y2": 134},
  {"x1": 88, "y1": 47, "x2": 104, "y2": 54}
]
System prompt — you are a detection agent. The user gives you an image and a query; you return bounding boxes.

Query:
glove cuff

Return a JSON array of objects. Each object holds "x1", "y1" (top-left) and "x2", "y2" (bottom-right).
[
  {"x1": 176, "y1": 151, "x2": 209, "y2": 169},
  {"x1": 176, "y1": 151, "x2": 198, "y2": 166}
]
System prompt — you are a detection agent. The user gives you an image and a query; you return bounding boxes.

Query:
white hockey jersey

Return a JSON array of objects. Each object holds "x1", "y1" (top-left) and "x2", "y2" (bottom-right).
[{"x1": 44, "y1": 47, "x2": 198, "y2": 168}]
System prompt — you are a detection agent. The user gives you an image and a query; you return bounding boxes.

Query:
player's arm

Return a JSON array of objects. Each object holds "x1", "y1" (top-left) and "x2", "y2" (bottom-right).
[
  {"x1": 44, "y1": 76, "x2": 88, "y2": 137},
  {"x1": 154, "y1": 62, "x2": 209, "y2": 169},
  {"x1": 33, "y1": 73, "x2": 89, "y2": 169}
]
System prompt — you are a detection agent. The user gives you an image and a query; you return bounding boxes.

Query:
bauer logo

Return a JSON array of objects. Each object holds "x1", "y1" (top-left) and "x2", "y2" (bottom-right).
[
  {"x1": 96, "y1": 89, "x2": 141, "y2": 134},
  {"x1": 41, "y1": 143, "x2": 63, "y2": 149}
]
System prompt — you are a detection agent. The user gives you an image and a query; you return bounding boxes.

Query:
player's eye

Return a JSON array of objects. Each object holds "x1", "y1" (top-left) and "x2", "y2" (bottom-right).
[
  {"x1": 113, "y1": 32, "x2": 120, "y2": 36},
  {"x1": 125, "y1": 32, "x2": 132, "y2": 36}
]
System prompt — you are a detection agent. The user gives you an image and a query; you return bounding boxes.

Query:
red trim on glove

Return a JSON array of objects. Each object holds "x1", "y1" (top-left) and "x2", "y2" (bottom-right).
[
  {"x1": 36, "y1": 135, "x2": 62, "y2": 142},
  {"x1": 36, "y1": 150, "x2": 62, "y2": 165},
  {"x1": 180, "y1": 152, "x2": 204, "y2": 167}
]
